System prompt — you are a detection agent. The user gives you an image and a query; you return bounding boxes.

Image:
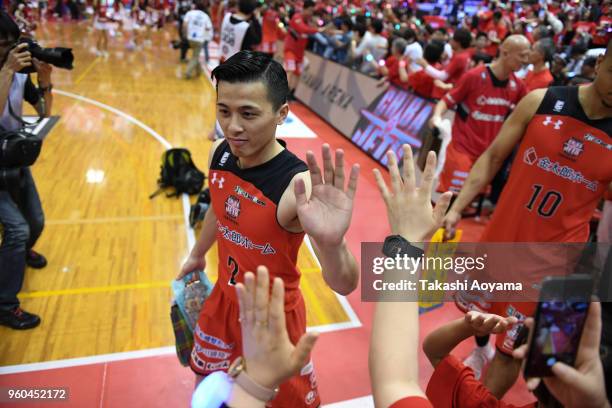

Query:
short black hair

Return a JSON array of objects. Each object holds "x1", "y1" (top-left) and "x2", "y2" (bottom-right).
[
  {"x1": 476, "y1": 31, "x2": 488, "y2": 40},
  {"x1": 303, "y1": 0, "x2": 315, "y2": 10},
  {"x1": 371, "y1": 18, "x2": 384, "y2": 34},
  {"x1": 424, "y1": 40, "x2": 445, "y2": 64},
  {"x1": 0, "y1": 11, "x2": 20, "y2": 41},
  {"x1": 238, "y1": 0, "x2": 257, "y2": 15},
  {"x1": 453, "y1": 28, "x2": 472, "y2": 49},
  {"x1": 211, "y1": 50, "x2": 288, "y2": 111},
  {"x1": 402, "y1": 27, "x2": 417, "y2": 42}
]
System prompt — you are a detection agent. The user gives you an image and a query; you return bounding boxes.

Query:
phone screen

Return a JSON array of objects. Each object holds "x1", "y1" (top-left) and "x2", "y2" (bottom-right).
[{"x1": 524, "y1": 300, "x2": 589, "y2": 377}]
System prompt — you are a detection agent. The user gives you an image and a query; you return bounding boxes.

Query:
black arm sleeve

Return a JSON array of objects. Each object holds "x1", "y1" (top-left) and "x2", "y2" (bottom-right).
[
  {"x1": 241, "y1": 17, "x2": 262, "y2": 51},
  {"x1": 24, "y1": 75, "x2": 40, "y2": 107}
]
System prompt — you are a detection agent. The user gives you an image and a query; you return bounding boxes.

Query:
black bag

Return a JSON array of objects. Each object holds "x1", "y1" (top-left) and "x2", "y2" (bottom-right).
[
  {"x1": 0, "y1": 128, "x2": 42, "y2": 167},
  {"x1": 150, "y1": 148, "x2": 206, "y2": 198}
]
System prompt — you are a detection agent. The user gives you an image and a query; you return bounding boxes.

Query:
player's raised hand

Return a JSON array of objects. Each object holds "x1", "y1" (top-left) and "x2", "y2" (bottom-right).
[{"x1": 294, "y1": 144, "x2": 360, "y2": 247}]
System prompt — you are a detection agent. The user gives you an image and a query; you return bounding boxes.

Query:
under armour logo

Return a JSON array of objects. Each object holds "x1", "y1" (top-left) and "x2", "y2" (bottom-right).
[
  {"x1": 542, "y1": 116, "x2": 563, "y2": 130},
  {"x1": 211, "y1": 172, "x2": 225, "y2": 189}
]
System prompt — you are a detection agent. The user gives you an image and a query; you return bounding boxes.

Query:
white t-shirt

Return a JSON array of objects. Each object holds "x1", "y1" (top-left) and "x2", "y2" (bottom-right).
[
  {"x1": 355, "y1": 31, "x2": 388, "y2": 74},
  {"x1": 403, "y1": 41, "x2": 423, "y2": 72},
  {"x1": 183, "y1": 10, "x2": 213, "y2": 43}
]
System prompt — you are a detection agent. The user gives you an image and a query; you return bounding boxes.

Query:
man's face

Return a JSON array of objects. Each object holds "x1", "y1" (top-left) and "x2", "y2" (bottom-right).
[
  {"x1": 505, "y1": 41, "x2": 530, "y2": 72},
  {"x1": 216, "y1": 80, "x2": 287, "y2": 158},
  {"x1": 593, "y1": 53, "x2": 612, "y2": 108},
  {"x1": 475, "y1": 36, "x2": 488, "y2": 49},
  {"x1": 529, "y1": 42, "x2": 543, "y2": 65},
  {"x1": 0, "y1": 36, "x2": 17, "y2": 66}
]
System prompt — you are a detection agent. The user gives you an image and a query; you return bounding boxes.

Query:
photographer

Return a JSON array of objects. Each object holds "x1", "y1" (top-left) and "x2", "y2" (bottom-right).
[{"x1": 0, "y1": 11, "x2": 53, "y2": 330}]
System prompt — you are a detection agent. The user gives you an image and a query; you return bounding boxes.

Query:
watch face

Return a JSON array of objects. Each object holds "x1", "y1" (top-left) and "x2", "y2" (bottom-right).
[{"x1": 384, "y1": 236, "x2": 406, "y2": 257}]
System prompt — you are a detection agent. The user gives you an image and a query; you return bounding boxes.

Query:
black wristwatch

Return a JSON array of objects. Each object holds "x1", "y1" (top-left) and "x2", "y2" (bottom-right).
[
  {"x1": 382, "y1": 235, "x2": 424, "y2": 258},
  {"x1": 38, "y1": 84, "x2": 53, "y2": 95}
]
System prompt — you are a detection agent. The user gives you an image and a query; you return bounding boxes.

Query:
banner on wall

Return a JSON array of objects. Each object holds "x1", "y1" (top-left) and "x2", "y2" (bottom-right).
[
  {"x1": 295, "y1": 51, "x2": 384, "y2": 139},
  {"x1": 295, "y1": 52, "x2": 451, "y2": 167}
]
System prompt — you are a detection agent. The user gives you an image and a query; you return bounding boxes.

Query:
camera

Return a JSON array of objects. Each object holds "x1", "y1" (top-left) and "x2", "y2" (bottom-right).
[{"x1": 14, "y1": 37, "x2": 74, "y2": 74}]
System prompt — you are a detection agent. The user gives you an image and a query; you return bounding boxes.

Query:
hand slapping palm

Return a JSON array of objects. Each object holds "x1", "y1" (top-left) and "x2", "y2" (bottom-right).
[{"x1": 294, "y1": 144, "x2": 360, "y2": 247}]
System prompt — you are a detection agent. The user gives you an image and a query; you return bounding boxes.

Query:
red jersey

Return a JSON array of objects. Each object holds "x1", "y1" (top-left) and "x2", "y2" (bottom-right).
[
  {"x1": 445, "y1": 49, "x2": 472, "y2": 85},
  {"x1": 262, "y1": 9, "x2": 280, "y2": 44},
  {"x1": 284, "y1": 12, "x2": 318, "y2": 61},
  {"x1": 443, "y1": 65, "x2": 527, "y2": 160},
  {"x1": 524, "y1": 68, "x2": 553, "y2": 92},
  {"x1": 482, "y1": 86, "x2": 612, "y2": 242},
  {"x1": 209, "y1": 140, "x2": 308, "y2": 309},
  {"x1": 425, "y1": 355, "x2": 537, "y2": 408},
  {"x1": 408, "y1": 69, "x2": 435, "y2": 99}
]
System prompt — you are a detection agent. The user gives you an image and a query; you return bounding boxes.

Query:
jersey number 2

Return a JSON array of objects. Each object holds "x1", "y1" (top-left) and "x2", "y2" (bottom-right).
[
  {"x1": 525, "y1": 184, "x2": 563, "y2": 217},
  {"x1": 227, "y1": 256, "x2": 239, "y2": 285}
]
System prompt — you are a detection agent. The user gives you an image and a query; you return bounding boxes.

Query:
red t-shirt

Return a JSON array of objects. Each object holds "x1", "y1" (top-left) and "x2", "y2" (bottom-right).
[
  {"x1": 262, "y1": 9, "x2": 280, "y2": 44},
  {"x1": 390, "y1": 396, "x2": 433, "y2": 408},
  {"x1": 524, "y1": 68, "x2": 553, "y2": 92},
  {"x1": 284, "y1": 13, "x2": 319, "y2": 61},
  {"x1": 426, "y1": 355, "x2": 537, "y2": 408},
  {"x1": 484, "y1": 20, "x2": 508, "y2": 57},
  {"x1": 386, "y1": 55, "x2": 409, "y2": 90},
  {"x1": 409, "y1": 70, "x2": 440, "y2": 99},
  {"x1": 445, "y1": 49, "x2": 472, "y2": 85},
  {"x1": 442, "y1": 65, "x2": 527, "y2": 159}
]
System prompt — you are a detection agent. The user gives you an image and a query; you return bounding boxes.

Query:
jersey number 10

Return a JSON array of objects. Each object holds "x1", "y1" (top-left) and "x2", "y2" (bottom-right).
[{"x1": 525, "y1": 184, "x2": 563, "y2": 217}]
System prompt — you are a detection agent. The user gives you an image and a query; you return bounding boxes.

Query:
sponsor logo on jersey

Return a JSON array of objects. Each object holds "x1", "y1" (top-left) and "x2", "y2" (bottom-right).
[
  {"x1": 225, "y1": 195, "x2": 241, "y2": 220},
  {"x1": 476, "y1": 95, "x2": 513, "y2": 107},
  {"x1": 305, "y1": 391, "x2": 317, "y2": 405},
  {"x1": 542, "y1": 116, "x2": 563, "y2": 130},
  {"x1": 195, "y1": 325, "x2": 235, "y2": 350},
  {"x1": 210, "y1": 172, "x2": 225, "y2": 189},
  {"x1": 195, "y1": 345, "x2": 232, "y2": 360},
  {"x1": 537, "y1": 157, "x2": 598, "y2": 192},
  {"x1": 523, "y1": 147, "x2": 538, "y2": 165},
  {"x1": 583, "y1": 133, "x2": 612, "y2": 151},
  {"x1": 553, "y1": 100, "x2": 565, "y2": 112},
  {"x1": 235, "y1": 186, "x2": 266, "y2": 206},
  {"x1": 562, "y1": 137, "x2": 584, "y2": 159},
  {"x1": 217, "y1": 222, "x2": 277, "y2": 255},
  {"x1": 205, "y1": 360, "x2": 230, "y2": 371},
  {"x1": 219, "y1": 152, "x2": 230, "y2": 166}
]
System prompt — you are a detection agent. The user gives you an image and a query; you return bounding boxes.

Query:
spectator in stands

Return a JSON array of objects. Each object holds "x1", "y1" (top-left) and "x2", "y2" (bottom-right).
[
  {"x1": 378, "y1": 38, "x2": 407, "y2": 88},
  {"x1": 550, "y1": 53, "x2": 569, "y2": 86},
  {"x1": 570, "y1": 55, "x2": 598, "y2": 84},
  {"x1": 524, "y1": 38, "x2": 555, "y2": 91},
  {"x1": 416, "y1": 28, "x2": 473, "y2": 96},
  {"x1": 284, "y1": 0, "x2": 325, "y2": 98},
  {"x1": 351, "y1": 17, "x2": 388, "y2": 76},
  {"x1": 484, "y1": 11, "x2": 509, "y2": 56},
  {"x1": 567, "y1": 43, "x2": 588, "y2": 76},
  {"x1": 405, "y1": 40, "x2": 448, "y2": 99},
  {"x1": 473, "y1": 31, "x2": 491, "y2": 58},
  {"x1": 401, "y1": 27, "x2": 423, "y2": 73}
]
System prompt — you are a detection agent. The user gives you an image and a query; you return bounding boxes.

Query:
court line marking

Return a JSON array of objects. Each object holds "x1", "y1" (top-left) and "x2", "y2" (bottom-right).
[
  {"x1": 53, "y1": 89, "x2": 195, "y2": 252},
  {"x1": 0, "y1": 91, "x2": 358, "y2": 372},
  {"x1": 19, "y1": 281, "x2": 170, "y2": 299},
  {"x1": 46, "y1": 214, "x2": 183, "y2": 225},
  {"x1": 74, "y1": 57, "x2": 100, "y2": 85}
]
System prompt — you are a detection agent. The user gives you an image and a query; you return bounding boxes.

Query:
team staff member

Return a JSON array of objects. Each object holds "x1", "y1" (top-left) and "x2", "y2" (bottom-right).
[
  {"x1": 178, "y1": 51, "x2": 360, "y2": 407},
  {"x1": 444, "y1": 40, "x2": 612, "y2": 399},
  {"x1": 218, "y1": 0, "x2": 261, "y2": 63}
]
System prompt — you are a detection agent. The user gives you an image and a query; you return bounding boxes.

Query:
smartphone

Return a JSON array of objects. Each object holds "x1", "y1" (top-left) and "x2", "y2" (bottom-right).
[{"x1": 524, "y1": 275, "x2": 593, "y2": 377}]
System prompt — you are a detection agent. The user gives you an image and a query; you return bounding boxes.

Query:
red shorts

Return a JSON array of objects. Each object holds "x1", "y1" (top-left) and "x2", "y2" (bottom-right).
[
  {"x1": 190, "y1": 284, "x2": 320, "y2": 407},
  {"x1": 284, "y1": 51, "x2": 303, "y2": 75},
  {"x1": 437, "y1": 141, "x2": 475, "y2": 194},
  {"x1": 261, "y1": 41, "x2": 277, "y2": 54}
]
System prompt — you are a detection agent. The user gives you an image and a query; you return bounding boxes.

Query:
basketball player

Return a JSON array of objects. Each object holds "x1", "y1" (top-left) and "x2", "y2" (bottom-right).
[
  {"x1": 218, "y1": 0, "x2": 261, "y2": 63},
  {"x1": 443, "y1": 40, "x2": 612, "y2": 398},
  {"x1": 178, "y1": 51, "x2": 360, "y2": 407}
]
